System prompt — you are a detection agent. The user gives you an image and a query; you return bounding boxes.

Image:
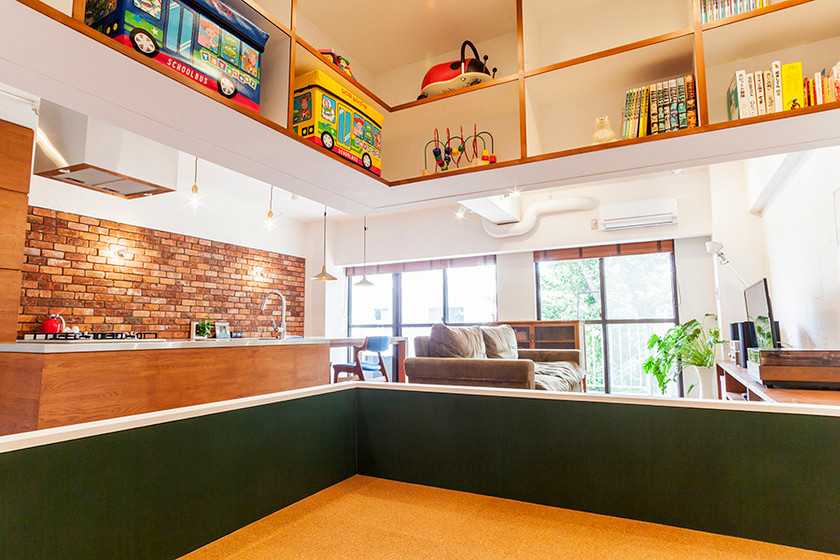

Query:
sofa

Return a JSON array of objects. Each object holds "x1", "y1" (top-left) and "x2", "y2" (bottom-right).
[{"x1": 405, "y1": 323, "x2": 586, "y2": 392}]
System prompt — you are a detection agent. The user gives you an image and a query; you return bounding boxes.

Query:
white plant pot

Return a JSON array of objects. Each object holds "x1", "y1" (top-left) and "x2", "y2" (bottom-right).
[{"x1": 684, "y1": 365, "x2": 714, "y2": 399}]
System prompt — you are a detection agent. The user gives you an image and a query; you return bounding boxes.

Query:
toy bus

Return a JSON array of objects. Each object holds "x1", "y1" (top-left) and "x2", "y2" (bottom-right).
[
  {"x1": 293, "y1": 70, "x2": 383, "y2": 176},
  {"x1": 84, "y1": 0, "x2": 269, "y2": 112}
]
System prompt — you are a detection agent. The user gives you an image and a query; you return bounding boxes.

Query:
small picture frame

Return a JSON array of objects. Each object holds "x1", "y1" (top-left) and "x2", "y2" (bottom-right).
[{"x1": 215, "y1": 322, "x2": 231, "y2": 339}]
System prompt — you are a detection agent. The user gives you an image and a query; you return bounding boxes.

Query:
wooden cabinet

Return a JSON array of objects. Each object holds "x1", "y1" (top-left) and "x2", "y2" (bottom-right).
[
  {"x1": 716, "y1": 360, "x2": 840, "y2": 405},
  {"x1": 492, "y1": 321, "x2": 582, "y2": 351},
  {"x1": 29, "y1": 0, "x2": 840, "y2": 188}
]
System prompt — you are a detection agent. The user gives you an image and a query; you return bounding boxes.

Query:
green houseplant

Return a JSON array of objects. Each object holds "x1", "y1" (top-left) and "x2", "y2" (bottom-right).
[
  {"x1": 194, "y1": 319, "x2": 213, "y2": 338},
  {"x1": 643, "y1": 314, "x2": 726, "y2": 396}
]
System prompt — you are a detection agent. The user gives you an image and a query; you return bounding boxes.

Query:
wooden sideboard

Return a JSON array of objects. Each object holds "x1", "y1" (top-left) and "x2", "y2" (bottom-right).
[
  {"x1": 716, "y1": 361, "x2": 840, "y2": 406},
  {"x1": 492, "y1": 321, "x2": 582, "y2": 350}
]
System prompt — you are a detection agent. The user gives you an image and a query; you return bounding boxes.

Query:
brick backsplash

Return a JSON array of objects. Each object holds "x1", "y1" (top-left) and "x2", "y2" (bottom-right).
[{"x1": 18, "y1": 207, "x2": 305, "y2": 339}]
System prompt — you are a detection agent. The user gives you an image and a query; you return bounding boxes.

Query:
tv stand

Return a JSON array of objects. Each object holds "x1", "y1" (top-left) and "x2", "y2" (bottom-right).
[{"x1": 716, "y1": 361, "x2": 840, "y2": 406}]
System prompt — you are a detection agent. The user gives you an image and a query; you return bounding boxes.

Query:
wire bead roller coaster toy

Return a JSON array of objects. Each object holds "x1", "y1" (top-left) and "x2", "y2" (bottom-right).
[{"x1": 422, "y1": 125, "x2": 496, "y2": 176}]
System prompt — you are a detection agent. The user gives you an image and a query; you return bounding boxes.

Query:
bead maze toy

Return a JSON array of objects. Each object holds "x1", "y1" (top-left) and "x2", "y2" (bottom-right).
[{"x1": 422, "y1": 125, "x2": 497, "y2": 176}]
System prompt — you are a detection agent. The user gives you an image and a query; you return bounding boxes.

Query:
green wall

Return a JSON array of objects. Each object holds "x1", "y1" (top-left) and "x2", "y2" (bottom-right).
[
  {"x1": 357, "y1": 388, "x2": 840, "y2": 555},
  {"x1": 0, "y1": 390, "x2": 356, "y2": 559}
]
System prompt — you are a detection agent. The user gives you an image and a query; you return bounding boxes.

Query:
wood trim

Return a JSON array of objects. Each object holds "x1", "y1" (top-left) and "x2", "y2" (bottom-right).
[
  {"x1": 294, "y1": 36, "x2": 392, "y2": 112},
  {"x1": 516, "y1": 0, "x2": 527, "y2": 158},
  {"x1": 0, "y1": 120, "x2": 34, "y2": 194},
  {"x1": 71, "y1": 0, "x2": 84, "y2": 20},
  {"x1": 388, "y1": 74, "x2": 519, "y2": 112},
  {"x1": 523, "y1": 28, "x2": 696, "y2": 80},
  {"x1": 692, "y1": 0, "x2": 710, "y2": 126},
  {"x1": 287, "y1": 0, "x2": 298, "y2": 128},
  {"x1": 346, "y1": 254, "x2": 497, "y2": 277},
  {"x1": 534, "y1": 240, "x2": 675, "y2": 262},
  {"x1": 701, "y1": 0, "x2": 814, "y2": 31}
]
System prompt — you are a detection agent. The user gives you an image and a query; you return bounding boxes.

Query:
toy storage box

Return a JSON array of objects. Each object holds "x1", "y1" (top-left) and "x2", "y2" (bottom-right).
[
  {"x1": 85, "y1": 0, "x2": 269, "y2": 112},
  {"x1": 292, "y1": 70, "x2": 383, "y2": 176}
]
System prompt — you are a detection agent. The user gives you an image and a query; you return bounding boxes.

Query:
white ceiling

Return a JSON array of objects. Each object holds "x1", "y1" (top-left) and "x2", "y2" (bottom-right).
[{"x1": 297, "y1": 0, "x2": 516, "y2": 75}]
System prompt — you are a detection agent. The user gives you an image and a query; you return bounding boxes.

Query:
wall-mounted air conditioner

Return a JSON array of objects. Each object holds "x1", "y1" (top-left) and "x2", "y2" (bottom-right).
[{"x1": 598, "y1": 198, "x2": 678, "y2": 230}]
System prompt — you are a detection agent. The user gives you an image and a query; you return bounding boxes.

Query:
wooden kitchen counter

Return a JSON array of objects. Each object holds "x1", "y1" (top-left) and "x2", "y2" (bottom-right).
[{"x1": 0, "y1": 338, "x2": 331, "y2": 435}]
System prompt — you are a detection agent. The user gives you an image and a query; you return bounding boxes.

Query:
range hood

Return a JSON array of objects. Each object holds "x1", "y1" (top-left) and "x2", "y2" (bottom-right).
[{"x1": 33, "y1": 100, "x2": 176, "y2": 199}]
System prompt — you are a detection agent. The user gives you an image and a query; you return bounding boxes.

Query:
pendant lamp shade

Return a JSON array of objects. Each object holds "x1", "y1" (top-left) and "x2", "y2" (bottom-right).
[{"x1": 312, "y1": 206, "x2": 337, "y2": 281}]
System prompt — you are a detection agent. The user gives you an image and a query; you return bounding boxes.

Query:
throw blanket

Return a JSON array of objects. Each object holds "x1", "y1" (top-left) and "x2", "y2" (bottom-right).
[{"x1": 534, "y1": 361, "x2": 585, "y2": 392}]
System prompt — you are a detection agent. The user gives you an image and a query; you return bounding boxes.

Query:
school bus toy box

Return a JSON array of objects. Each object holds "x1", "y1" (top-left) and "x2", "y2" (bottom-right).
[
  {"x1": 293, "y1": 70, "x2": 383, "y2": 176},
  {"x1": 85, "y1": 0, "x2": 269, "y2": 112}
]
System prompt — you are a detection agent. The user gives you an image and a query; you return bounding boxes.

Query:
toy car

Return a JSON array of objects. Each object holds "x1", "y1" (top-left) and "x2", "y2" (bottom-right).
[{"x1": 418, "y1": 40, "x2": 496, "y2": 100}]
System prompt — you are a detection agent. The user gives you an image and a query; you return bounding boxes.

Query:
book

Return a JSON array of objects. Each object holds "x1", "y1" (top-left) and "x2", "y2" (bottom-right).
[
  {"x1": 662, "y1": 81, "x2": 671, "y2": 132},
  {"x1": 772, "y1": 61, "x2": 783, "y2": 112},
  {"x1": 745, "y1": 72, "x2": 757, "y2": 116},
  {"x1": 754, "y1": 71, "x2": 766, "y2": 115},
  {"x1": 781, "y1": 61, "x2": 804, "y2": 110},
  {"x1": 763, "y1": 70, "x2": 775, "y2": 113},
  {"x1": 727, "y1": 73, "x2": 740, "y2": 120},
  {"x1": 639, "y1": 86, "x2": 650, "y2": 137},
  {"x1": 735, "y1": 70, "x2": 748, "y2": 118},
  {"x1": 622, "y1": 89, "x2": 631, "y2": 139},
  {"x1": 669, "y1": 79, "x2": 679, "y2": 130},
  {"x1": 677, "y1": 77, "x2": 688, "y2": 129},
  {"x1": 685, "y1": 74, "x2": 698, "y2": 127},
  {"x1": 649, "y1": 83, "x2": 659, "y2": 134},
  {"x1": 657, "y1": 82, "x2": 667, "y2": 132},
  {"x1": 809, "y1": 77, "x2": 817, "y2": 106},
  {"x1": 815, "y1": 72, "x2": 824, "y2": 105},
  {"x1": 632, "y1": 87, "x2": 642, "y2": 138}
]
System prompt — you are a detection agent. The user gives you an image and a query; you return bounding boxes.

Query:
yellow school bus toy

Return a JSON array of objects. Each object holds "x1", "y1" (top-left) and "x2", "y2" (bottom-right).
[{"x1": 293, "y1": 70, "x2": 383, "y2": 176}]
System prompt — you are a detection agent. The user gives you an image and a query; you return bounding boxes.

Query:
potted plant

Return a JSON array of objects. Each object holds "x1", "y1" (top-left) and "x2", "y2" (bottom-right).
[
  {"x1": 642, "y1": 314, "x2": 726, "y2": 397},
  {"x1": 192, "y1": 319, "x2": 213, "y2": 340}
]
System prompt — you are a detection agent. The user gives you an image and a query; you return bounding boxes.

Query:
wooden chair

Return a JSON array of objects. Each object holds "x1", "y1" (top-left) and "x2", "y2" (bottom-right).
[{"x1": 332, "y1": 336, "x2": 391, "y2": 383}]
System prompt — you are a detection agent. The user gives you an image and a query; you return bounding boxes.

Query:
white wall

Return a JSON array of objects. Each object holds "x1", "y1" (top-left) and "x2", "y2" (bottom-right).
[
  {"x1": 761, "y1": 146, "x2": 840, "y2": 349},
  {"x1": 496, "y1": 252, "x2": 538, "y2": 321},
  {"x1": 28, "y1": 152, "x2": 310, "y2": 259}
]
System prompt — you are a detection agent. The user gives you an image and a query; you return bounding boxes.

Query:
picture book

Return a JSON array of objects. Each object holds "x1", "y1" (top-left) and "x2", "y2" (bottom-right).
[
  {"x1": 763, "y1": 70, "x2": 775, "y2": 113},
  {"x1": 745, "y1": 72, "x2": 757, "y2": 117},
  {"x1": 686, "y1": 74, "x2": 698, "y2": 127},
  {"x1": 772, "y1": 61, "x2": 783, "y2": 112},
  {"x1": 781, "y1": 61, "x2": 803, "y2": 110},
  {"x1": 669, "y1": 79, "x2": 679, "y2": 131},
  {"x1": 650, "y1": 83, "x2": 659, "y2": 135},
  {"x1": 658, "y1": 82, "x2": 667, "y2": 132},
  {"x1": 677, "y1": 77, "x2": 688, "y2": 129},
  {"x1": 754, "y1": 71, "x2": 766, "y2": 115}
]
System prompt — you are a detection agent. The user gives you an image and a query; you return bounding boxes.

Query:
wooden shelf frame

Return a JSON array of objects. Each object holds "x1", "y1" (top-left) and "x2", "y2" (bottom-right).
[{"x1": 23, "y1": 0, "x2": 839, "y2": 189}]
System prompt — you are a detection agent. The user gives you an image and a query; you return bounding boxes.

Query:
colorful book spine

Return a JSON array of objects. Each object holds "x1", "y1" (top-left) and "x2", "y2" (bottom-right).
[
  {"x1": 677, "y1": 77, "x2": 688, "y2": 129},
  {"x1": 746, "y1": 72, "x2": 759, "y2": 116},
  {"x1": 668, "y1": 79, "x2": 679, "y2": 131},
  {"x1": 727, "y1": 73, "x2": 740, "y2": 120},
  {"x1": 632, "y1": 87, "x2": 642, "y2": 138},
  {"x1": 649, "y1": 83, "x2": 659, "y2": 135},
  {"x1": 815, "y1": 72, "x2": 824, "y2": 105},
  {"x1": 685, "y1": 74, "x2": 698, "y2": 127},
  {"x1": 736, "y1": 70, "x2": 748, "y2": 118},
  {"x1": 622, "y1": 89, "x2": 631, "y2": 139},
  {"x1": 754, "y1": 71, "x2": 767, "y2": 115},
  {"x1": 657, "y1": 82, "x2": 667, "y2": 132},
  {"x1": 772, "y1": 61, "x2": 783, "y2": 111},
  {"x1": 639, "y1": 86, "x2": 650, "y2": 137},
  {"x1": 781, "y1": 61, "x2": 803, "y2": 110},
  {"x1": 763, "y1": 70, "x2": 775, "y2": 113}
]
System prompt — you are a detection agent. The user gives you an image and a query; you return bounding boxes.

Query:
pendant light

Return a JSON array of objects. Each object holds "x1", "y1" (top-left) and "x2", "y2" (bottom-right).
[
  {"x1": 191, "y1": 156, "x2": 199, "y2": 195},
  {"x1": 311, "y1": 205, "x2": 337, "y2": 281},
  {"x1": 267, "y1": 185, "x2": 274, "y2": 219},
  {"x1": 355, "y1": 215, "x2": 374, "y2": 287}
]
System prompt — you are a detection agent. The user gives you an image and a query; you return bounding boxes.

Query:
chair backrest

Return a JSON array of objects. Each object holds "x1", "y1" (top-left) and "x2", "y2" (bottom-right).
[{"x1": 364, "y1": 335, "x2": 391, "y2": 354}]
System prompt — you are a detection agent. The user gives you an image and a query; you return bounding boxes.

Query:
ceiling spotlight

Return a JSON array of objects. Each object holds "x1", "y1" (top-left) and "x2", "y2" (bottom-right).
[
  {"x1": 455, "y1": 206, "x2": 467, "y2": 219},
  {"x1": 672, "y1": 168, "x2": 682, "y2": 175}
]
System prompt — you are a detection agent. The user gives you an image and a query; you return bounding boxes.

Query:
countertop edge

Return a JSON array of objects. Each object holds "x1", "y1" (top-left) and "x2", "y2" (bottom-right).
[{"x1": 0, "y1": 338, "x2": 332, "y2": 353}]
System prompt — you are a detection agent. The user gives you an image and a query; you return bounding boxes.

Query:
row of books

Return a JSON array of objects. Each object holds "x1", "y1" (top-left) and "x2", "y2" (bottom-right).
[
  {"x1": 621, "y1": 75, "x2": 698, "y2": 140},
  {"x1": 700, "y1": 0, "x2": 770, "y2": 24},
  {"x1": 727, "y1": 61, "x2": 840, "y2": 120}
]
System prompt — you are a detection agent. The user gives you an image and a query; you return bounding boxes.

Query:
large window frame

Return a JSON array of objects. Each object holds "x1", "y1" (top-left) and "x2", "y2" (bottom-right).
[{"x1": 535, "y1": 241, "x2": 680, "y2": 396}]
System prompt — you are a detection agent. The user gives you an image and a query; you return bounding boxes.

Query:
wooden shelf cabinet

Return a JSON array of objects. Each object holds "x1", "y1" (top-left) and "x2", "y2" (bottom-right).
[
  {"x1": 716, "y1": 360, "x2": 840, "y2": 406},
  {"x1": 492, "y1": 321, "x2": 582, "y2": 351},
  {"x1": 29, "y1": 0, "x2": 840, "y2": 187}
]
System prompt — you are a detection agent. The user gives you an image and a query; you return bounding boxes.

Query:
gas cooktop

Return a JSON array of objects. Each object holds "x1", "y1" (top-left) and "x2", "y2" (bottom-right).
[{"x1": 22, "y1": 332, "x2": 160, "y2": 342}]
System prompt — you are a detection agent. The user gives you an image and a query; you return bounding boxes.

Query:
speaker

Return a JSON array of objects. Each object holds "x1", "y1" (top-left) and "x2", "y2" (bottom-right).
[{"x1": 737, "y1": 321, "x2": 756, "y2": 368}]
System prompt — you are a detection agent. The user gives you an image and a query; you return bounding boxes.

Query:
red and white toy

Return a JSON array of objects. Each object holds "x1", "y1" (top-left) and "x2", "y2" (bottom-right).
[{"x1": 418, "y1": 40, "x2": 496, "y2": 100}]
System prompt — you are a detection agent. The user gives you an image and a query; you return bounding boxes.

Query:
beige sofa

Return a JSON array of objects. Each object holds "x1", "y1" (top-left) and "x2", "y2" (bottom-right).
[{"x1": 406, "y1": 324, "x2": 586, "y2": 392}]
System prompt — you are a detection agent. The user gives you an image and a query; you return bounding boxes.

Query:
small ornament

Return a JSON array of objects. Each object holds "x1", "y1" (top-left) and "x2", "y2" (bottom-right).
[{"x1": 592, "y1": 116, "x2": 617, "y2": 144}]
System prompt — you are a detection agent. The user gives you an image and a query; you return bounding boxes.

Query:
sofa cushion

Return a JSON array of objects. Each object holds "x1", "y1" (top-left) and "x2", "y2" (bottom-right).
[
  {"x1": 480, "y1": 325, "x2": 518, "y2": 360},
  {"x1": 429, "y1": 324, "x2": 486, "y2": 358},
  {"x1": 533, "y1": 361, "x2": 586, "y2": 392}
]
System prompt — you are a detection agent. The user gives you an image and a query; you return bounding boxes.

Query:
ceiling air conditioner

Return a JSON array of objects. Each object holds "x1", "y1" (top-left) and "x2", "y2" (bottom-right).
[{"x1": 598, "y1": 198, "x2": 677, "y2": 230}]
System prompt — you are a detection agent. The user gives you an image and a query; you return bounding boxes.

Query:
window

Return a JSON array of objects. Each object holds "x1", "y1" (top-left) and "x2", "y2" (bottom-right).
[
  {"x1": 537, "y1": 242, "x2": 678, "y2": 397},
  {"x1": 347, "y1": 257, "x2": 497, "y2": 357}
]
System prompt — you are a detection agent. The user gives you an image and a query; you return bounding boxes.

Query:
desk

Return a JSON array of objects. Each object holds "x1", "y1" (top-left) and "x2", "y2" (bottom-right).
[
  {"x1": 716, "y1": 361, "x2": 840, "y2": 406},
  {"x1": 330, "y1": 337, "x2": 408, "y2": 383}
]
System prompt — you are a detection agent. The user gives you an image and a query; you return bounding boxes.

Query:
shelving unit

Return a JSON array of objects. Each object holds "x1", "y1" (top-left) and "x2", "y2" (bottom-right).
[
  {"x1": 18, "y1": 0, "x2": 840, "y2": 197},
  {"x1": 492, "y1": 321, "x2": 582, "y2": 351}
]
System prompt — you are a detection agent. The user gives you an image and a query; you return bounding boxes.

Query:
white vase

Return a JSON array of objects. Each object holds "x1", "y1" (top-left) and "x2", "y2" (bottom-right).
[{"x1": 685, "y1": 365, "x2": 713, "y2": 398}]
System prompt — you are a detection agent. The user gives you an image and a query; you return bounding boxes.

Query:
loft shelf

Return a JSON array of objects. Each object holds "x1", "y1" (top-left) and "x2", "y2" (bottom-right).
[{"x1": 6, "y1": 0, "x2": 840, "y2": 211}]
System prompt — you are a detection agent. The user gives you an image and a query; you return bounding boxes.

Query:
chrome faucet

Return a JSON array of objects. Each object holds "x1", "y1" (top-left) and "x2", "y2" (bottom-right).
[{"x1": 259, "y1": 290, "x2": 287, "y2": 339}]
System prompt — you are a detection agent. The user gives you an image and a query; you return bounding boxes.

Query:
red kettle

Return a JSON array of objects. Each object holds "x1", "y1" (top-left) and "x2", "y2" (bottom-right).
[{"x1": 40, "y1": 313, "x2": 66, "y2": 333}]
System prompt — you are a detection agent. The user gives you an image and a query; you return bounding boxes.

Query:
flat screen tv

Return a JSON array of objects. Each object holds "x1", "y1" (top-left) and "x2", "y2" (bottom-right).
[{"x1": 744, "y1": 278, "x2": 780, "y2": 350}]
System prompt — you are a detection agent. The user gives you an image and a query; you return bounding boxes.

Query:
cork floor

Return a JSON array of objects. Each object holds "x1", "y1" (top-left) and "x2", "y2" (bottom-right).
[{"x1": 181, "y1": 475, "x2": 838, "y2": 560}]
